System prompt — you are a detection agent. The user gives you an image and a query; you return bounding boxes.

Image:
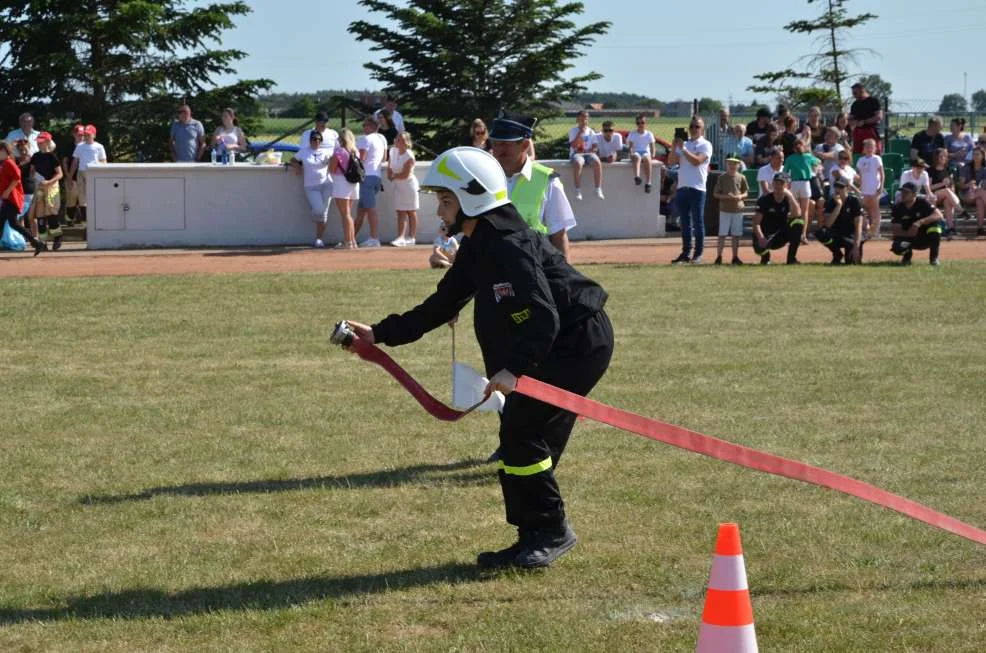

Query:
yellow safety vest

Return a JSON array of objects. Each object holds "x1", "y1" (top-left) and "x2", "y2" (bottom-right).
[{"x1": 510, "y1": 161, "x2": 554, "y2": 234}]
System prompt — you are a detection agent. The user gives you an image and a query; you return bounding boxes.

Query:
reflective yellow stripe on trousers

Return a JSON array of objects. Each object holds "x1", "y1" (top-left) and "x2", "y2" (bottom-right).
[{"x1": 498, "y1": 457, "x2": 553, "y2": 476}]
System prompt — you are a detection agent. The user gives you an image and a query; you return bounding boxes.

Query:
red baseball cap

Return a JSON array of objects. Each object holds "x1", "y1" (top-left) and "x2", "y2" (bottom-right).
[
  {"x1": 72, "y1": 124, "x2": 85, "y2": 135},
  {"x1": 36, "y1": 131, "x2": 53, "y2": 143},
  {"x1": 84, "y1": 124, "x2": 97, "y2": 136}
]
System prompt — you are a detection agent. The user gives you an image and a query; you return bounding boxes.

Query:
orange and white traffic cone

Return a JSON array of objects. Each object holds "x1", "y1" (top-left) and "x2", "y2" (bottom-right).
[{"x1": 696, "y1": 522, "x2": 758, "y2": 653}]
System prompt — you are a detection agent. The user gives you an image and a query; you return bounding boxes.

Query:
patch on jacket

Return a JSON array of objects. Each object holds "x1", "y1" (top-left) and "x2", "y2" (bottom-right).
[
  {"x1": 492, "y1": 282, "x2": 515, "y2": 303},
  {"x1": 510, "y1": 308, "x2": 531, "y2": 324}
]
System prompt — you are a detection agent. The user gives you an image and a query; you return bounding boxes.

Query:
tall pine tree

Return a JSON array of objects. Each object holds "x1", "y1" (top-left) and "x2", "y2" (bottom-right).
[
  {"x1": 350, "y1": 0, "x2": 609, "y2": 151},
  {"x1": 747, "y1": 0, "x2": 877, "y2": 109},
  {"x1": 0, "y1": 1, "x2": 272, "y2": 160}
]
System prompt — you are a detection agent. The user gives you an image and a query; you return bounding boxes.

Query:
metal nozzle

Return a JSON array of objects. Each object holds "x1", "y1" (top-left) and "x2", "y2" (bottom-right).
[{"x1": 330, "y1": 320, "x2": 356, "y2": 347}]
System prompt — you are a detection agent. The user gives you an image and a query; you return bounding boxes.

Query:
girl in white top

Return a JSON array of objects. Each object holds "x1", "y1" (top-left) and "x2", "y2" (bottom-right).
[
  {"x1": 627, "y1": 114, "x2": 657, "y2": 191},
  {"x1": 288, "y1": 131, "x2": 332, "y2": 248},
  {"x1": 328, "y1": 128, "x2": 360, "y2": 249},
  {"x1": 854, "y1": 139, "x2": 884, "y2": 238},
  {"x1": 387, "y1": 131, "x2": 420, "y2": 246},
  {"x1": 213, "y1": 108, "x2": 246, "y2": 159}
]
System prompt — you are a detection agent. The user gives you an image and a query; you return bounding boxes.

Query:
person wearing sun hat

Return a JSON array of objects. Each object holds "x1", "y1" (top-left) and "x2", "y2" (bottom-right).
[
  {"x1": 488, "y1": 110, "x2": 576, "y2": 262},
  {"x1": 342, "y1": 146, "x2": 613, "y2": 570},
  {"x1": 711, "y1": 154, "x2": 748, "y2": 264},
  {"x1": 28, "y1": 131, "x2": 65, "y2": 249}
]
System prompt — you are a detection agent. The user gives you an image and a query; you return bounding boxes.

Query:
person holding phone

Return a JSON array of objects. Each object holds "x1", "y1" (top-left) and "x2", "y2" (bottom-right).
[{"x1": 669, "y1": 117, "x2": 713, "y2": 264}]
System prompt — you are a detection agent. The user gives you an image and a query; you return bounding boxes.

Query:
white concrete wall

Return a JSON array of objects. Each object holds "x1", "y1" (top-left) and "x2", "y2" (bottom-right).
[{"x1": 85, "y1": 160, "x2": 664, "y2": 249}]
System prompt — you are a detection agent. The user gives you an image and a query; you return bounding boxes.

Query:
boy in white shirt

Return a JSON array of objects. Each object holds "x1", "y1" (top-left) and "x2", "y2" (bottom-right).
[
  {"x1": 428, "y1": 221, "x2": 459, "y2": 268},
  {"x1": 595, "y1": 121, "x2": 623, "y2": 163},
  {"x1": 627, "y1": 114, "x2": 657, "y2": 192},
  {"x1": 68, "y1": 124, "x2": 107, "y2": 224},
  {"x1": 567, "y1": 110, "x2": 603, "y2": 200},
  {"x1": 354, "y1": 115, "x2": 389, "y2": 247}
]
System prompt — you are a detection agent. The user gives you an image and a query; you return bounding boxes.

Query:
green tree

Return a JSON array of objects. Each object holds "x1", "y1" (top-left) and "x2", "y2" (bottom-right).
[
  {"x1": 0, "y1": 1, "x2": 272, "y2": 160},
  {"x1": 855, "y1": 74, "x2": 892, "y2": 102},
  {"x1": 697, "y1": 98, "x2": 723, "y2": 114},
  {"x1": 970, "y1": 89, "x2": 986, "y2": 114},
  {"x1": 282, "y1": 96, "x2": 317, "y2": 119},
  {"x1": 748, "y1": 0, "x2": 877, "y2": 108},
  {"x1": 350, "y1": 0, "x2": 610, "y2": 152},
  {"x1": 939, "y1": 93, "x2": 968, "y2": 114}
]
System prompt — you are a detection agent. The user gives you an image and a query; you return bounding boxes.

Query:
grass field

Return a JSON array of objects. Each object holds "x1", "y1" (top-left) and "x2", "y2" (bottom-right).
[{"x1": 1, "y1": 264, "x2": 985, "y2": 652}]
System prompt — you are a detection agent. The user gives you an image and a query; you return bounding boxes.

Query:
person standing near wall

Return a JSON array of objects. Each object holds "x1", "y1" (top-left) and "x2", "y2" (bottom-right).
[
  {"x1": 354, "y1": 115, "x2": 388, "y2": 247},
  {"x1": 669, "y1": 116, "x2": 713, "y2": 264},
  {"x1": 169, "y1": 104, "x2": 205, "y2": 162}
]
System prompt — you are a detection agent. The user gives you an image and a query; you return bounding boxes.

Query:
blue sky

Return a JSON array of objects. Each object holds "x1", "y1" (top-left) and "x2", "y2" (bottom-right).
[{"x1": 215, "y1": 0, "x2": 985, "y2": 109}]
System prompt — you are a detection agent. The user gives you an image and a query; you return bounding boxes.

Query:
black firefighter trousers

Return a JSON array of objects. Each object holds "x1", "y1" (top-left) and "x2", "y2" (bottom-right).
[{"x1": 496, "y1": 310, "x2": 614, "y2": 532}]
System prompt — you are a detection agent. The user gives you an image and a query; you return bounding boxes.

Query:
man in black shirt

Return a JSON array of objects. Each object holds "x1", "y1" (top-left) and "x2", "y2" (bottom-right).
[
  {"x1": 752, "y1": 172, "x2": 804, "y2": 264},
  {"x1": 746, "y1": 107, "x2": 773, "y2": 149},
  {"x1": 344, "y1": 147, "x2": 614, "y2": 570},
  {"x1": 815, "y1": 178, "x2": 864, "y2": 264},
  {"x1": 909, "y1": 117, "x2": 946, "y2": 166},
  {"x1": 890, "y1": 182, "x2": 944, "y2": 265},
  {"x1": 848, "y1": 82, "x2": 883, "y2": 154}
]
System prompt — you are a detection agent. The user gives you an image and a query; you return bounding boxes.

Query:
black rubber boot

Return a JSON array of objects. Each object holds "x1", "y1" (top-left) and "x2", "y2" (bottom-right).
[
  {"x1": 513, "y1": 522, "x2": 578, "y2": 569},
  {"x1": 477, "y1": 529, "x2": 531, "y2": 569}
]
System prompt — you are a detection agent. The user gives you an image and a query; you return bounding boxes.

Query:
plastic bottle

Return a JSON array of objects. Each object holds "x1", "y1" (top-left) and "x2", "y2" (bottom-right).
[{"x1": 210, "y1": 147, "x2": 217, "y2": 165}]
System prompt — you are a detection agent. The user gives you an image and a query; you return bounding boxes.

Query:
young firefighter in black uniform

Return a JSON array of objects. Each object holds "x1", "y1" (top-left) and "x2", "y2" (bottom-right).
[
  {"x1": 816, "y1": 178, "x2": 865, "y2": 264},
  {"x1": 344, "y1": 147, "x2": 614, "y2": 569},
  {"x1": 752, "y1": 172, "x2": 804, "y2": 264},
  {"x1": 890, "y1": 181, "x2": 944, "y2": 266}
]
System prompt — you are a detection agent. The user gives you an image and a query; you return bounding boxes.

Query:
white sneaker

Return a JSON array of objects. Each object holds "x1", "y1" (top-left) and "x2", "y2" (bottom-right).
[
  {"x1": 404, "y1": 237, "x2": 416, "y2": 246},
  {"x1": 314, "y1": 239, "x2": 325, "y2": 248},
  {"x1": 595, "y1": 187, "x2": 605, "y2": 200},
  {"x1": 574, "y1": 189, "x2": 583, "y2": 201},
  {"x1": 359, "y1": 237, "x2": 381, "y2": 248},
  {"x1": 390, "y1": 237, "x2": 405, "y2": 247}
]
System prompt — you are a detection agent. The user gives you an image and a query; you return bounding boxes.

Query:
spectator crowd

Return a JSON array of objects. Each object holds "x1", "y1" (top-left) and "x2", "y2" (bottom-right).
[{"x1": 4, "y1": 80, "x2": 985, "y2": 263}]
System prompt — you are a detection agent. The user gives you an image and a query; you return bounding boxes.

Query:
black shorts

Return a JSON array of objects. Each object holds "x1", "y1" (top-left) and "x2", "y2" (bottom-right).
[{"x1": 810, "y1": 176, "x2": 824, "y2": 201}]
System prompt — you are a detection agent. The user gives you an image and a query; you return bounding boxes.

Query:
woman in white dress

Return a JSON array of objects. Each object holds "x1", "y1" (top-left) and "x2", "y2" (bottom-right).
[
  {"x1": 329, "y1": 128, "x2": 360, "y2": 249},
  {"x1": 387, "y1": 131, "x2": 420, "y2": 246},
  {"x1": 213, "y1": 108, "x2": 246, "y2": 160}
]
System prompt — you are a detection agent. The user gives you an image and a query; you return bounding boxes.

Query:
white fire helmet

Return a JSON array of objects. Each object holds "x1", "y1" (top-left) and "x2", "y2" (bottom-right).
[{"x1": 420, "y1": 146, "x2": 510, "y2": 217}]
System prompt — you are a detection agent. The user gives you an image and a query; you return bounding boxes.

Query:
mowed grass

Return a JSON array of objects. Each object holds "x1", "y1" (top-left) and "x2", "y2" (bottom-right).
[{"x1": 1, "y1": 264, "x2": 985, "y2": 652}]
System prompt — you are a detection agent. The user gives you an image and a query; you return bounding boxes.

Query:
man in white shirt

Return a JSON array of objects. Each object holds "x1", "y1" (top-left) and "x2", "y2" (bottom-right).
[
  {"x1": 353, "y1": 115, "x2": 389, "y2": 247},
  {"x1": 299, "y1": 112, "x2": 339, "y2": 154},
  {"x1": 627, "y1": 114, "x2": 657, "y2": 192},
  {"x1": 490, "y1": 110, "x2": 577, "y2": 261},
  {"x1": 595, "y1": 121, "x2": 623, "y2": 163},
  {"x1": 567, "y1": 110, "x2": 604, "y2": 200},
  {"x1": 6, "y1": 113, "x2": 40, "y2": 155},
  {"x1": 669, "y1": 116, "x2": 713, "y2": 264},
  {"x1": 374, "y1": 97, "x2": 404, "y2": 133}
]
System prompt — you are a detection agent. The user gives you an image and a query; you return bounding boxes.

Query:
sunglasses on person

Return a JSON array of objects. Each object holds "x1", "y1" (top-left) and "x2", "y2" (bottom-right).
[
  {"x1": 602, "y1": 128, "x2": 613, "y2": 133},
  {"x1": 636, "y1": 121, "x2": 645, "y2": 126}
]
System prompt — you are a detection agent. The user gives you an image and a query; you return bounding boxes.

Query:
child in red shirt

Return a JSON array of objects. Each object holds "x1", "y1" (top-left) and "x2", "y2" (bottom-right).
[{"x1": 0, "y1": 141, "x2": 45, "y2": 255}]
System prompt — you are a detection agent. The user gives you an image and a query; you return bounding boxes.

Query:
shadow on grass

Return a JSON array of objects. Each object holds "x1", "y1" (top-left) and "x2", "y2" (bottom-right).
[
  {"x1": 0, "y1": 561, "x2": 483, "y2": 625},
  {"x1": 80, "y1": 459, "x2": 493, "y2": 505}
]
